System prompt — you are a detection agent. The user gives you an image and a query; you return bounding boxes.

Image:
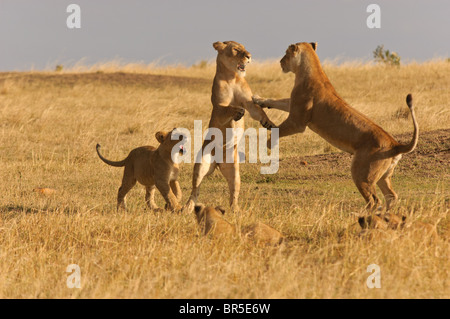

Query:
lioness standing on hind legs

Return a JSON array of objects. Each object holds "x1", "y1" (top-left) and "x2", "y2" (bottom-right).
[
  {"x1": 183, "y1": 41, "x2": 276, "y2": 214},
  {"x1": 253, "y1": 42, "x2": 419, "y2": 211}
]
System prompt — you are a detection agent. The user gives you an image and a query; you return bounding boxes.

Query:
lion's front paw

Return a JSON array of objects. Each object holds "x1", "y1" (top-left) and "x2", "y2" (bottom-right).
[
  {"x1": 252, "y1": 95, "x2": 270, "y2": 109},
  {"x1": 232, "y1": 107, "x2": 245, "y2": 121},
  {"x1": 231, "y1": 203, "x2": 240, "y2": 214},
  {"x1": 181, "y1": 200, "x2": 195, "y2": 214},
  {"x1": 166, "y1": 203, "x2": 182, "y2": 213},
  {"x1": 260, "y1": 118, "x2": 277, "y2": 129},
  {"x1": 173, "y1": 205, "x2": 183, "y2": 214}
]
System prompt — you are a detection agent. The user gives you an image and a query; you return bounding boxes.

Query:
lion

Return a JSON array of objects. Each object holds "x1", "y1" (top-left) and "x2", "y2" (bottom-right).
[
  {"x1": 241, "y1": 221, "x2": 285, "y2": 245},
  {"x1": 193, "y1": 205, "x2": 234, "y2": 238},
  {"x1": 253, "y1": 42, "x2": 419, "y2": 210},
  {"x1": 183, "y1": 41, "x2": 275, "y2": 214},
  {"x1": 358, "y1": 213, "x2": 405, "y2": 230},
  {"x1": 358, "y1": 213, "x2": 438, "y2": 241},
  {"x1": 96, "y1": 129, "x2": 184, "y2": 211},
  {"x1": 194, "y1": 204, "x2": 284, "y2": 245}
]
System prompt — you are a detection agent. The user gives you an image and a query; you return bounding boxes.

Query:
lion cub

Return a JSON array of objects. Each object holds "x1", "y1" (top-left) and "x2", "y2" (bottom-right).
[
  {"x1": 96, "y1": 129, "x2": 184, "y2": 211},
  {"x1": 357, "y1": 213, "x2": 438, "y2": 241},
  {"x1": 358, "y1": 213, "x2": 405, "y2": 230},
  {"x1": 194, "y1": 204, "x2": 284, "y2": 245}
]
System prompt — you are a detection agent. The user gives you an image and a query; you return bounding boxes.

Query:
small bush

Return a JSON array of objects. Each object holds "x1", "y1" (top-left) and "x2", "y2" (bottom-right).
[
  {"x1": 373, "y1": 45, "x2": 401, "y2": 66},
  {"x1": 55, "y1": 64, "x2": 63, "y2": 72},
  {"x1": 192, "y1": 60, "x2": 208, "y2": 69}
]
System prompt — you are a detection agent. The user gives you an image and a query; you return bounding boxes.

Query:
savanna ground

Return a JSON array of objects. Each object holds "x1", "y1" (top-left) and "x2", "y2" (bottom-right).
[{"x1": 0, "y1": 59, "x2": 449, "y2": 298}]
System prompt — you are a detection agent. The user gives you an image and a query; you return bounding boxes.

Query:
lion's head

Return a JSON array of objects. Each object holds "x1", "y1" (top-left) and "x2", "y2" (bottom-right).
[
  {"x1": 155, "y1": 128, "x2": 186, "y2": 160},
  {"x1": 213, "y1": 41, "x2": 251, "y2": 76},
  {"x1": 358, "y1": 213, "x2": 406, "y2": 230},
  {"x1": 194, "y1": 204, "x2": 226, "y2": 225},
  {"x1": 280, "y1": 42, "x2": 317, "y2": 73},
  {"x1": 194, "y1": 204, "x2": 233, "y2": 237}
]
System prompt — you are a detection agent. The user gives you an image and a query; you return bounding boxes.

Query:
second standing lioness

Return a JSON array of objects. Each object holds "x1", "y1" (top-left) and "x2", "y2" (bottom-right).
[{"x1": 253, "y1": 42, "x2": 418, "y2": 210}]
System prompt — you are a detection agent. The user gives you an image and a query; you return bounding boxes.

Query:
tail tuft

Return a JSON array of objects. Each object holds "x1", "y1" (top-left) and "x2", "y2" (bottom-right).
[
  {"x1": 406, "y1": 94, "x2": 413, "y2": 109},
  {"x1": 96, "y1": 144, "x2": 101, "y2": 150}
]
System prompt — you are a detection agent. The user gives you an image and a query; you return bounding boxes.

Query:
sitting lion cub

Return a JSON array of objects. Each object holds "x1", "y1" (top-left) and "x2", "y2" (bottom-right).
[
  {"x1": 96, "y1": 129, "x2": 184, "y2": 211},
  {"x1": 194, "y1": 204, "x2": 284, "y2": 245}
]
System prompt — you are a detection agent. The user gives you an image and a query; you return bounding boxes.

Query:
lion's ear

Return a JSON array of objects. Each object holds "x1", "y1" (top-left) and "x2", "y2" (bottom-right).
[
  {"x1": 155, "y1": 131, "x2": 168, "y2": 143},
  {"x1": 213, "y1": 41, "x2": 227, "y2": 52},
  {"x1": 289, "y1": 44, "x2": 299, "y2": 53},
  {"x1": 215, "y1": 206, "x2": 226, "y2": 215},
  {"x1": 194, "y1": 204, "x2": 205, "y2": 217},
  {"x1": 358, "y1": 216, "x2": 367, "y2": 228},
  {"x1": 310, "y1": 42, "x2": 318, "y2": 51}
]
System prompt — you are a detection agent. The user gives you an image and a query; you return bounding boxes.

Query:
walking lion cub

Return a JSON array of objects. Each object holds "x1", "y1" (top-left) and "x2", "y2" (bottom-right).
[{"x1": 96, "y1": 129, "x2": 184, "y2": 211}]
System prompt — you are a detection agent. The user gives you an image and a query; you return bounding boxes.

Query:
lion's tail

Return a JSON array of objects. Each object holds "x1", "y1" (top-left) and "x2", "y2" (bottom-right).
[
  {"x1": 390, "y1": 94, "x2": 419, "y2": 156},
  {"x1": 96, "y1": 144, "x2": 126, "y2": 167}
]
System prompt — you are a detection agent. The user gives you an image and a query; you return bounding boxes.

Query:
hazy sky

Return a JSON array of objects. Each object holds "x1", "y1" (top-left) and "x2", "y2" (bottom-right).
[{"x1": 0, "y1": 0, "x2": 449, "y2": 70}]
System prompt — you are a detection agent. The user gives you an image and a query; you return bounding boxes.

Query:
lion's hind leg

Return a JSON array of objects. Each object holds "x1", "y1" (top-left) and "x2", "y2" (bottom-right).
[
  {"x1": 183, "y1": 158, "x2": 217, "y2": 214},
  {"x1": 351, "y1": 152, "x2": 392, "y2": 211},
  {"x1": 170, "y1": 180, "x2": 182, "y2": 203},
  {"x1": 377, "y1": 155, "x2": 401, "y2": 211},
  {"x1": 117, "y1": 166, "x2": 137, "y2": 211},
  {"x1": 354, "y1": 180, "x2": 380, "y2": 211},
  {"x1": 218, "y1": 161, "x2": 240, "y2": 213}
]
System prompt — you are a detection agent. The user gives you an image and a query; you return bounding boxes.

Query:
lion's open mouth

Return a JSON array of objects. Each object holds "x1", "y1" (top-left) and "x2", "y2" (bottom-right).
[
  {"x1": 237, "y1": 64, "x2": 246, "y2": 72},
  {"x1": 179, "y1": 144, "x2": 185, "y2": 155}
]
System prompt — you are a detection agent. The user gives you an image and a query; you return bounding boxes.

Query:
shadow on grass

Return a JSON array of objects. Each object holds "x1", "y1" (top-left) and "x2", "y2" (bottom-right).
[
  {"x1": 0, "y1": 205, "x2": 79, "y2": 220},
  {"x1": 1, "y1": 205, "x2": 40, "y2": 214}
]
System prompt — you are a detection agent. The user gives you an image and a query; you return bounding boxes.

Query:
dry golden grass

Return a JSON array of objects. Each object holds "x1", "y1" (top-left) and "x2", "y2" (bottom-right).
[{"x1": 0, "y1": 60, "x2": 449, "y2": 298}]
